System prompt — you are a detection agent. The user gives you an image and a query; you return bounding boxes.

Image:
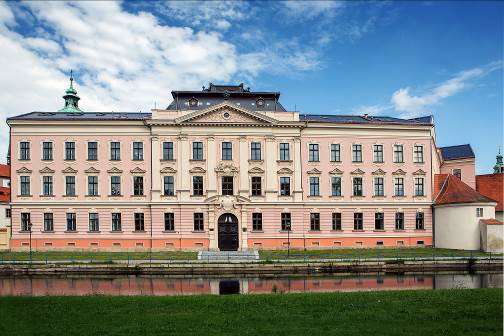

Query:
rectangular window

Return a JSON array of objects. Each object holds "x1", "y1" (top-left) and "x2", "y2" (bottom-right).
[
  {"x1": 414, "y1": 145, "x2": 424, "y2": 163},
  {"x1": 193, "y1": 176, "x2": 204, "y2": 196},
  {"x1": 20, "y1": 176, "x2": 30, "y2": 196},
  {"x1": 133, "y1": 142, "x2": 143, "y2": 161},
  {"x1": 281, "y1": 213, "x2": 291, "y2": 231},
  {"x1": 42, "y1": 142, "x2": 53, "y2": 160},
  {"x1": 352, "y1": 144, "x2": 362, "y2": 162},
  {"x1": 222, "y1": 176, "x2": 234, "y2": 196},
  {"x1": 308, "y1": 144, "x2": 319, "y2": 162},
  {"x1": 453, "y1": 169, "x2": 462, "y2": 180},
  {"x1": 42, "y1": 176, "x2": 53, "y2": 196},
  {"x1": 332, "y1": 213, "x2": 342, "y2": 231},
  {"x1": 110, "y1": 176, "x2": 121, "y2": 196},
  {"x1": 21, "y1": 213, "x2": 31, "y2": 231},
  {"x1": 394, "y1": 177, "x2": 404, "y2": 196},
  {"x1": 331, "y1": 144, "x2": 341, "y2": 162},
  {"x1": 164, "y1": 212, "x2": 175, "y2": 231},
  {"x1": 222, "y1": 142, "x2": 232, "y2": 160},
  {"x1": 415, "y1": 212, "x2": 424, "y2": 230},
  {"x1": 476, "y1": 208, "x2": 483, "y2": 218},
  {"x1": 251, "y1": 176, "x2": 262, "y2": 196},
  {"x1": 43, "y1": 213, "x2": 53, "y2": 232},
  {"x1": 111, "y1": 213, "x2": 122, "y2": 232},
  {"x1": 309, "y1": 176, "x2": 320, "y2": 196},
  {"x1": 192, "y1": 142, "x2": 203, "y2": 160},
  {"x1": 279, "y1": 143, "x2": 290, "y2": 161},
  {"x1": 163, "y1": 176, "x2": 174, "y2": 196},
  {"x1": 89, "y1": 213, "x2": 99, "y2": 232},
  {"x1": 374, "y1": 177, "x2": 384, "y2": 196},
  {"x1": 87, "y1": 142, "x2": 98, "y2": 161},
  {"x1": 414, "y1": 177, "x2": 425, "y2": 196},
  {"x1": 134, "y1": 213, "x2": 145, "y2": 231},
  {"x1": 280, "y1": 177, "x2": 291, "y2": 196},
  {"x1": 88, "y1": 176, "x2": 98, "y2": 196},
  {"x1": 163, "y1": 142, "x2": 174, "y2": 160},
  {"x1": 331, "y1": 176, "x2": 342, "y2": 196},
  {"x1": 193, "y1": 213, "x2": 204, "y2": 231},
  {"x1": 353, "y1": 177, "x2": 363, "y2": 196},
  {"x1": 373, "y1": 144, "x2": 383, "y2": 163},
  {"x1": 250, "y1": 142, "x2": 261, "y2": 160},
  {"x1": 20, "y1": 141, "x2": 30, "y2": 160},
  {"x1": 5, "y1": 208, "x2": 11, "y2": 218},
  {"x1": 375, "y1": 212, "x2": 384, "y2": 230},
  {"x1": 395, "y1": 212, "x2": 404, "y2": 230},
  {"x1": 394, "y1": 144, "x2": 404, "y2": 163},
  {"x1": 66, "y1": 213, "x2": 76, "y2": 232},
  {"x1": 252, "y1": 213, "x2": 262, "y2": 231},
  {"x1": 310, "y1": 213, "x2": 320, "y2": 231},
  {"x1": 353, "y1": 213, "x2": 363, "y2": 230},
  {"x1": 133, "y1": 176, "x2": 144, "y2": 196},
  {"x1": 65, "y1": 176, "x2": 76, "y2": 196},
  {"x1": 110, "y1": 142, "x2": 121, "y2": 161},
  {"x1": 65, "y1": 141, "x2": 75, "y2": 161}
]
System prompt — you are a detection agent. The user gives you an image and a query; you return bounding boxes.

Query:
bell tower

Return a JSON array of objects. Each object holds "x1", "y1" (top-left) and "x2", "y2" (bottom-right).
[
  {"x1": 58, "y1": 70, "x2": 83, "y2": 112},
  {"x1": 494, "y1": 148, "x2": 504, "y2": 174}
]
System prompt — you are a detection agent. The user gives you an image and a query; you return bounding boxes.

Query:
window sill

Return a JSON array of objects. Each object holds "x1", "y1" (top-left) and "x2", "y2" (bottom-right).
[
  {"x1": 330, "y1": 230, "x2": 343, "y2": 232},
  {"x1": 41, "y1": 159, "x2": 54, "y2": 162},
  {"x1": 308, "y1": 230, "x2": 321, "y2": 233},
  {"x1": 110, "y1": 159, "x2": 121, "y2": 162},
  {"x1": 132, "y1": 159, "x2": 144, "y2": 162},
  {"x1": 17, "y1": 195, "x2": 33, "y2": 197},
  {"x1": 277, "y1": 160, "x2": 293, "y2": 163},
  {"x1": 64, "y1": 160, "x2": 76, "y2": 162},
  {"x1": 162, "y1": 230, "x2": 177, "y2": 233},
  {"x1": 329, "y1": 195, "x2": 343, "y2": 198},
  {"x1": 414, "y1": 229, "x2": 426, "y2": 232},
  {"x1": 393, "y1": 162, "x2": 405, "y2": 164},
  {"x1": 373, "y1": 161, "x2": 384, "y2": 164},
  {"x1": 161, "y1": 159, "x2": 176, "y2": 162},
  {"x1": 190, "y1": 194, "x2": 205, "y2": 198},
  {"x1": 109, "y1": 231, "x2": 123, "y2": 233},
  {"x1": 132, "y1": 230, "x2": 146, "y2": 233},
  {"x1": 161, "y1": 194, "x2": 176, "y2": 198},
  {"x1": 40, "y1": 195, "x2": 55, "y2": 198},
  {"x1": 307, "y1": 161, "x2": 320, "y2": 163},
  {"x1": 352, "y1": 230, "x2": 365, "y2": 232},
  {"x1": 63, "y1": 195, "x2": 77, "y2": 198},
  {"x1": 191, "y1": 230, "x2": 206, "y2": 233},
  {"x1": 18, "y1": 231, "x2": 31, "y2": 233},
  {"x1": 87, "y1": 159, "x2": 98, "y2": 162},
  {"x1": 372, "y1": 195, "x2": 386, "y2": 198},
  {"x1": 307, "y1": 195, "x2": 322, "y2": 199},
  {"x1": 189, "y1": 159, "x2": 205, "y2": 162},
  {"x1": 414, "y1": 162, "x2": 425, "y2": 164},
  {"x1": 352, "y1": 161, "x2": 363, "y2": 164},
  {"x1": 351, "y1": 195, "x2": 364, "y2": 198},
  {"x1": 41, "y1": 230, "x2": 54, "y2": 233},
  {"x1": 132, "y1": 195, "x2": 146, "y2": 198},
  {"x1": 64, "y1": 230, "x2": 78, "y2": 233},
  {"x1": 18, "y1": 159, "x2": 31, "y2": 162},
  {"x1": 393, "y1": 195, "x2": 406, "y2": 198},
  {"x1": 279, "y1": 230, "x2": 292, "y2": 233},
  {"x1": 373, "y1": 230, "x2": 385, "y2": 232},
  {"x1": 393, "y1": 229, "x2": 405, "y2": 232},
  {"x1": 329, "y1": 161, "x2": 342, "y2": 164},
  {"x1": 86, "y1": 195, "x2": 100, "y2": 197},
  {"x1": 251, "y1": 230, "x2": 264, "y2": 233},
  {"x1": 87, "y1": 231, "x2": 101, "y2": 233},
  {"x1": 248, "y1": 159, "x2": 263, "y2": 163},
  {"x1": 108, "y1": 195, "x2": 123, "y2": 197}
]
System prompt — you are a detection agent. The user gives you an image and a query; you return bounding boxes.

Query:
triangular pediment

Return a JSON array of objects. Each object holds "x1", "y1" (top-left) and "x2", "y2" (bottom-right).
[
  {"x1": 107, "y1": 167, "x2": 123, "y2": 174},
  {"x1": 190, "y1": 166, "x2": 206, "y2": 174},
  {"x1": 130, "y1": 167, "x2": 146, "y2": 174},
  {"x1": 392, "y1": 169, "x2": 406, "y2": 175},
  {"x1": 413, "y1": 169, "x2": 426, "y2": 175},
  {"x1": 175, "y1": 103, "x2": 277, "y2": 125},
  {"x1": 248, "y1": 166, "x2": 265, "y2": 174},
  {"x1": 329, "y1": 167, "x2": 343, "y2": 175},
  {"x1": 84, "y1": 167, "x2": 100, "y2": 174},
  {"x1": 62, "y1": 167, "x2": 78, "y2": 174},
  {"x1": 16, "y1": 167, "x2": 32, "y2": 174},
  {"x1": 39, "y1": 167, "x2": 55, "y2": 174},
  {"x1": 307, "y1": 168, "x2": 322, "y2": 175},
  {"x1": 160, "y1": 167, "x2": 177, "y2": 174},
  {"x1": 277, "y1": 167, "x2": 294, "y2": 175},
  {"x1": 351, "y1": 168, "x2": 365, "y2": 175},
  {"x1": 372, "y1": 168, "x2": 386, "y2": 175}
]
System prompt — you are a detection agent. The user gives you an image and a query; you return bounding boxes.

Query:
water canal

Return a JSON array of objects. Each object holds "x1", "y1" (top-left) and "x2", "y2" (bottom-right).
[{"x1": 0, "y1": 272, "x2": 501, "y2": 296}]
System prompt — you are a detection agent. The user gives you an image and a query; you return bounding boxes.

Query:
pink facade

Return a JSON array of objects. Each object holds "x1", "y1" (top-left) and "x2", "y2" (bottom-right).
[{"x1": 8, "y1": 83, "x2": 436, "y2": 251}]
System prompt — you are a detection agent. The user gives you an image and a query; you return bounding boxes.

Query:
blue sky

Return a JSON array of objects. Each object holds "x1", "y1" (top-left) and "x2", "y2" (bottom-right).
[{"x1": 0, "y1": 1, "x2": 502, "y2": 173}]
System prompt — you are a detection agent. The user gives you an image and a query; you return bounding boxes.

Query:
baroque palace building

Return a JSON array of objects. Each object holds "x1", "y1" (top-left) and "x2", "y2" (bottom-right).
[{"x1": 8, "y1": 76, "x2": 444, "y2": 251}]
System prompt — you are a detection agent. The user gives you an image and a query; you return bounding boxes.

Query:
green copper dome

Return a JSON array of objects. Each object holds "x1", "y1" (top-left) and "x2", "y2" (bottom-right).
[{"x1": 59, "y1": 70, "x2": 82, "y2": 112}]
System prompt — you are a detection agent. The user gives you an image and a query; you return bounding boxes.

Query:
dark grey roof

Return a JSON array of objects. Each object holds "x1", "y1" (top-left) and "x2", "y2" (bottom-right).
[
  {"x1": 300, "y1": 114, "x2": 433, "y2": 125},
  {"x1": 7, "y1": 112, "x2": 150, "y2": 121},
  {"x1": 439, "y1": 144, "x2": 475, "y2": 161}
]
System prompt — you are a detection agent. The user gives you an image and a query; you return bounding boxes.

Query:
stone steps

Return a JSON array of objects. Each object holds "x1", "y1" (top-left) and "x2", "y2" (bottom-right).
[{"x1": 198, "y1": 250, "x2": 259, "y2": 261}]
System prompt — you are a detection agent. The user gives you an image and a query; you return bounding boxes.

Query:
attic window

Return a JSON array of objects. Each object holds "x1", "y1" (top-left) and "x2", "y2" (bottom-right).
[
  {"x1": 188, "y1": 98, "x2": 198, "y2": 107},
  {"x1": 256, "y1": 98, "x2": 264, "y2": 107}
]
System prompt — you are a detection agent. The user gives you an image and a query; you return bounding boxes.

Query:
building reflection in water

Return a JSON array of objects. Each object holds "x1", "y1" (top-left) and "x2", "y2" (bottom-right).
[{"x1": 0, "y1": 273, "x2": 501, "y2": 296}]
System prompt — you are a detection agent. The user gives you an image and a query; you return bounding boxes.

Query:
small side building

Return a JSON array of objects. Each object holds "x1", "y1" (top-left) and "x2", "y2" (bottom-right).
[
  {"x1": 475, "y1": 152, "x2": 504, "y2": 221},
  {"x1": 434, "y1": 174, "x2": 496, "y2": 250},
  {"x1": 0, "y1": 164, "x2": 10, "y2": 250},
  {"x1": 479, "y1": 219, "x2": 503, "y2": 253}
]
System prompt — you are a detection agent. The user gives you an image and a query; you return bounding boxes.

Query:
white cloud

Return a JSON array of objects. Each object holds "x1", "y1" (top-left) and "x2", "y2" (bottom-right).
[
  {"x1": 281, "y1": 1, "x2": 345, "y2": 19},
  {"x1": 391, "y1": 62, "x2": 502, "y2": 117}
]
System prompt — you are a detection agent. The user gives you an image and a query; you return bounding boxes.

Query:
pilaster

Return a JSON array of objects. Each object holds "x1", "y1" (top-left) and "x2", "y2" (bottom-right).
[
  {"x1": 293, "y1": 137, "x2": 303, "y2": 202},
  {"x1": 207, "y1": 136, "x2": 217, "y2": 197},
  {"x1": 239, "y1": 136, "x2": 249, "y2": 197},
  {"x1": 178, "y1": 134, "x2": 190, "y2": 201},
  {"x1": 265, "y1": 135, "x2": 277, "y2": 202},
  {"x1": 151, "y1": 136, "x2": 161, "y2": 201}
]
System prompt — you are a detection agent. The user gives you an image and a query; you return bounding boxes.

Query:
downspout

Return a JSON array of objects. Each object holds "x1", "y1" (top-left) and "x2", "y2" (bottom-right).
[{"x1": 146, "y1": 119, "x2": 154, "y2": 257}]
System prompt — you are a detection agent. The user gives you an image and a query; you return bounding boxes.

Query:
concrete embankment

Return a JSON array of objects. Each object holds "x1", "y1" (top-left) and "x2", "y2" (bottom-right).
[{"x1": 0, "y1": 257, "x2": 501, "y2": 275}]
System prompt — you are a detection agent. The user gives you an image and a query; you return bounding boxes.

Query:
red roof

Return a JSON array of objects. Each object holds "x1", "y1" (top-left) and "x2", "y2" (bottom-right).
[
  {"x1": 0, "y1": 165, "x2": 9, "y2": 178},
  {"x1": 480, "y1": 218, "x2": 503, "y2": 225},
  {"x1": 435, "y1": 174, "x2": 496, "y2": 206},
  {"x1": 476, "y1": 173, "x2": 503, "y2": 211},
  {"x1": 0, "y1": 186, "x2": 10, "y2": 203}
]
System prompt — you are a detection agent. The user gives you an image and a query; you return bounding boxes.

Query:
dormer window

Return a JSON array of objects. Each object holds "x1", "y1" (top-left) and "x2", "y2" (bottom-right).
[
  {"x1": 188, "y1": 97, "x2": 198, "y2": 107},
  {"x1": 256, "y1": 98, "x2": 264, "y2": 107}
]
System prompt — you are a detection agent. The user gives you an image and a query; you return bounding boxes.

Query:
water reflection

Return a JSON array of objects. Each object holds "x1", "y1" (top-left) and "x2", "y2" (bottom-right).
[{"x1": 0, "y1": 273, "x2": 501, "y2": 296}]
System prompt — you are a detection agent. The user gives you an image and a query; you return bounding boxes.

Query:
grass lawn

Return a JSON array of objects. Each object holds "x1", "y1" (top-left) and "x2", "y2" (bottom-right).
[
  {"x1": 0, "y1": 250, "x2": 198, "y2": 261},
  {"x1": 260, "y1": 247, "x2": 498, "y2": 260},
  {"x1": 0, "y1": 289, "x2": 501, "y2": 336}
]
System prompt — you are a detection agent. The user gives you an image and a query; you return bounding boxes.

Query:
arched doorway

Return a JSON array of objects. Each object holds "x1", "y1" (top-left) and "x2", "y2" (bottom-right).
[{"x1": 218, "y1": 213, "x2": 239, "y2": 251}]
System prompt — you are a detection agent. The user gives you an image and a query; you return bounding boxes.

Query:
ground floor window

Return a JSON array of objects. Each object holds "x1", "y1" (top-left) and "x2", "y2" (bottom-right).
[
  {"x1": 281, "y1": 213, "x2": 291, "y2": 231},
  {"x1": 332, "y1": 213, "x2": 342, "y2": 230},
  {"x1": 43, "y1": 213, "x2": 53, "y2": 232},
  {"x1": 112, "y1": 213, "x2": 122, "y2": 232},
  {"x1": 164, "y1": 213, "x2": 175, "y2": 231},
  {"x1": 21, "y1": 213, "x2": 30, "y2": 231},
  {"x1": 66, "y1": 213, "x2": 76, "y2": 232},
  {"x1": 374, "y1": 212, "x2": 384, "y2": 230},
  {"x1": 89, "y1": 213, "x2": 99, "y2": 232},
  {"x1": 395, "y1": 212, "x2": 404, "y2": 230},
  {"x1": 134, "y1": 213, "x2": 145, "y2": 231},
  {"x1": 415, "y1": 212, "x2": 424, "y2": 230},
  {"x1": 353, "y1": 213, "x2": 363, "y2": 230},
  {"x1": 194, "y1": 213, "x2": 204, "y2": 231},
  {"x1": 252, "y1": 213, "x2": 262, "y2": 231},
  {"x1": 310, "y1": 213, "x2": 320, "y2": 231}
]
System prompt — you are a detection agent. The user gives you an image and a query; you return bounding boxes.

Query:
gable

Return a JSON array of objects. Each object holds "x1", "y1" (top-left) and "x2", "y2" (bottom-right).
[{"x1": 175, "y1": 103, "x2": 277, "y2": 125}]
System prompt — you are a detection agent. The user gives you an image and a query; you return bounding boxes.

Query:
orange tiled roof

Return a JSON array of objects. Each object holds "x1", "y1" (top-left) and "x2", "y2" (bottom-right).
[
  {"x1": 480, "y1": 218, "x2": 503, "y2": 225},
  {"x1": 0, "y1": 165, "x2": 9, "y2": 178},
  {"x1": 476, "y1": 173, "x2": 503, "y2": 212},
  {"x1": 435, "y1": 174, "x2": 496, "y2": 206},
  {"x1": 0, "y1": 186, "x2": 10, "y2": 203}
]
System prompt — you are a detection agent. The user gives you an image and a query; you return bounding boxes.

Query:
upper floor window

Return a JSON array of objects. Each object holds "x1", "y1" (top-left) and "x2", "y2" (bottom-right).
[
  {"x1": 87, "y1": 176, "x2": 98, "y2": 196},
  {"x1": 250, "y1": 142, "x2": 261, "y2": 160},
  {"x1": 375, "y1": 212, "x2": 384, "y2": 230},
  {"x1": 134, "y1": 213, "x2": 145, "y2": 231},
  {"x1": 163, "y1": 142, "x2": 174, "y2": 161},
  {"x1": 193, "y1": 142, "x2": 204, "y2": 160},
  {"x1": 280, "y1": 177, "x2": 291, "y2": 196},
  {"x1": 394, "y1": 177, "x2": 404, "y2": 196},
  {"x1": 21, "y1": 213, "x2": 31, "y2": 231},
  {"x1": 193, "y1": 176, "x2": 203, "y2": 196},
  {"x1": 310, "y1": 213, "x2": 320, "y2": 231},
  {"x1": 252, "y1": 213, "x2": 263, "y2": 231},
  {"x1": 281, "y1": 213, "x2": 291, "y2": 231},
  {"x1": 309, "y1": 176, "x2": 320, "y2": 196},
  {"x1": 133, "y1": 142, "x2": 143, "y2": 161},
  {"x1": 374, "y1": 177, "x2": 384, "y2": 197},
  {"x1": 193, "y1": 212, "x2": 204, "y2": 231},
  {"x1": 414, "y1": 145, "x2": 424, "y2": 163},
  {"x1": 332, "y1": 213, "x2": 342, "y2": 231},
  {"x1": 222, "y1": 176, "x2": 234, "y2": 195},
  {"x1": 163, "y1": 176, "x2": 174, "y2": 196},
  {"x1": 133, "y1": 176, "x2": 144, "y2": 196},
  {"x1": 19, "y1": 141, "x2": 30, "y2": 160},
  {"x1": 393, "y1": 144, "x2": 404, "y2": 163},
  {"x1": 453, "y1": 169, "x2": 462, "y2": 180},
  {"x1": 308, "y1": 144, "x2": 319, "y2": 162},
  {"x1": 331, "y1": 144, "x2": 341, "y2": 162},
  {"x1": 43, "y1": 213, "x2": 54, "y2": 232},
  {"x1": 476, "y1": 208, "x2": 483, "y2": 217},
  {"x1": 415, "y1": 212, "x2": 425, "y2": 230},
  {"x1": 352, "y1": 144, "x2": 362, "y2": 163},
  {"x1": 331, "y1": 176, "x2": 342, "y2": 196},
  {"x1": 88, "y1": 142, "x2": 98, "y2": 161},
  {"x1": 110, "y1": 142, "x2": 121, "y2": 161},
  {"x1": 65, "y1": 176, "x2": 76, "y2": 196},
  {"x1": 20, "y1": 176, "x2": 30, "y2": 196},
  {"x1": 373, "y1": 144, "x2": 383, "y2": 163},
  {"x1": 251, "y1": 176, "x2": 262, "y2": 196},
  {"x1": 164, "y1": 213, "x2": 175, "y2": 231},
  {"x1": 111, "y1": 213, "x2": 122, "y2": 232},
  {"x1": 42, "y1": 142, "x2": 53, "y2": 160},
  {"x1": 353, "y1": 213, "x2": 363, "y2": 230},
  {"x1": 279, "y1": 143, "x2": 290, "y2": 161},
  {"x1": 414, "y1": 177, "x2": 425, "y2": 196},
  {"x1": 89, "y1": 213, "x2": 99, "y2": 232},
  {"x1": 65, "y1": 141, "x2": 75, "y2": 161},
  {"x1": 353, "y1": 177, "x2": 363, "y2": 197},
  {"x1": 395, "y1": 212, "x2": 404, "y2": 230},
  {"x1": 42, "y1": 176, "x2": 53, "y2": 196},
  {"x1": 110, "y1": 176, "x2": 121, "y2": 196},
  {"x1": 222, "y1": 142, "x2": 232, "y2": 160}
]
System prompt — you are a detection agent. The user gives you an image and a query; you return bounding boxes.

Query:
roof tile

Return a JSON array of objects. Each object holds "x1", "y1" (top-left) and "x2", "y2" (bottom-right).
[
  {"x1": 476, "y1": 173, "x2": 503, "y2": 211},
  {"x1": 435, "y1": 174, "x2": 496, "y2": 205}
]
